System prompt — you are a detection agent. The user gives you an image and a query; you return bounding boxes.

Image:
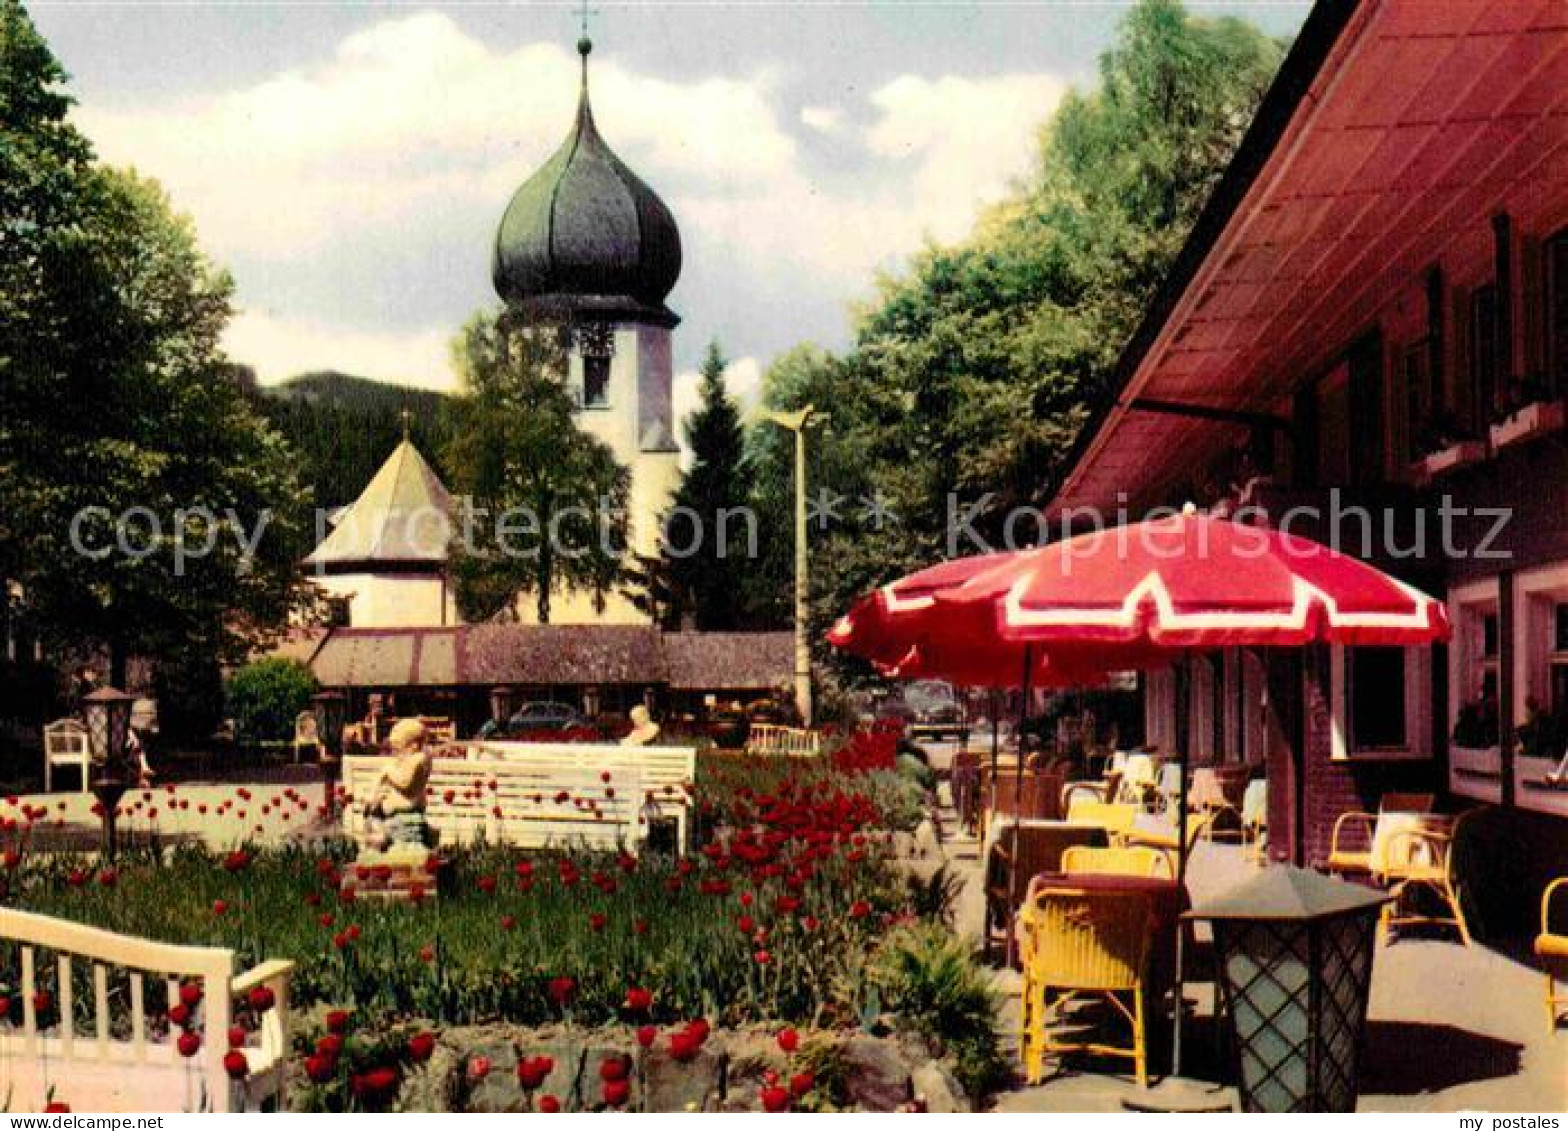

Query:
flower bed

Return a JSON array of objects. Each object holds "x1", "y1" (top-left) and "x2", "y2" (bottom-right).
[{"x1": 0, "y1": 760, "x2": 995, "y2": 1110}]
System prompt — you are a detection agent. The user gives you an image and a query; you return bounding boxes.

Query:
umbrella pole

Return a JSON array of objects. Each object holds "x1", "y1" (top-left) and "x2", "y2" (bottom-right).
[
  {"x1": 1175, "y1": 657, "x2": 1191, "y2": 884},
  {"x1": 1015, "y1": 645, "x2": 1032, "y2": 794}
]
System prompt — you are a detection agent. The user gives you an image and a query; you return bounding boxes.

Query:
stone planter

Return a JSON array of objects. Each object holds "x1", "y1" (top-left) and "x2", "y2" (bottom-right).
[
  {"x1": 1489, "y1": 399, "x2": 1565, "y2": 451},
  {"x1": 305, "y1": 1023, "x2": 973, "y2": 1113},
  {"x1": 1411, "y1": 440, "x2": 1487, "y2": 483}
]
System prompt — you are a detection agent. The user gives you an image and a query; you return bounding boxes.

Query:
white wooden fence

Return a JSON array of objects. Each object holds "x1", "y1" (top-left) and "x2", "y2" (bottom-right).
[
  {"x1": 746, "y1": 724, "x2": 824, "y2": 757},
  {"x1": 0, "y1": 907, "x2": 293, "y2": 1113}
]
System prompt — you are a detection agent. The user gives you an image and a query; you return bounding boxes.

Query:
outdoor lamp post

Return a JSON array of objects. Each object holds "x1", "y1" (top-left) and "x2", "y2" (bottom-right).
[
  {"x1": 312, "y1": 690, "x2": 348, "y2": 815},
  {"x1": 488, "y1": 685, "x2": 515, "y2": 726},
  {"x1": 1186, "y1": 867, "x2": 1392, "y2": 1113},
  {"x1": 82, "y1": 686, "x2": 136, "y2": 858},
  {"x1": 764, "y1": 405, "x2": 826, "y2": 727}
]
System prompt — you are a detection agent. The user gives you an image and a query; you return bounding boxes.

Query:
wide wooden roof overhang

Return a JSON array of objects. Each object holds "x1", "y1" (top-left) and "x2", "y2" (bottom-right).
[{"x1": 1050, "y1": 0, "x2": 1568, "y2": 522}]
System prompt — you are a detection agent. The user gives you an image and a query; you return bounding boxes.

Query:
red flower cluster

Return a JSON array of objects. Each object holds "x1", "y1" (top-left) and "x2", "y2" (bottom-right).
[{"x1": 831, "y1": 720, "x2": 902, "y2": 774}]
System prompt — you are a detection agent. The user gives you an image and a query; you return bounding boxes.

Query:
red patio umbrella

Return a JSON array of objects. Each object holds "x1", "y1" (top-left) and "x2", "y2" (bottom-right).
[
  {"x1": 936, "y1": 507, "x2": 1449, "y2": 649},
  {"x1": 932, "y1": 507, "x2": 1449, "y2": 877}
]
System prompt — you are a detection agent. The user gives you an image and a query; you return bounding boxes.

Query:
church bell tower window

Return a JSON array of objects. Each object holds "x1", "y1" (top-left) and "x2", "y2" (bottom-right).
[{"x1": 576, "y1": 322, "x2": 615, "y2": 408}]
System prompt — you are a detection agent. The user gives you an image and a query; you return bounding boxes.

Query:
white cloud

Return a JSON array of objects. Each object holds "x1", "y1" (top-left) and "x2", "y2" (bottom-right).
[
  {"x1": 672, "y1": 356, "x2": 763, "y2": 465},
  {"x1": 224, "y1": 309, "x2": 455, "y2": 391},
  {"x1": 799, "y1": 104, "x2": 844, "y2": 136}
]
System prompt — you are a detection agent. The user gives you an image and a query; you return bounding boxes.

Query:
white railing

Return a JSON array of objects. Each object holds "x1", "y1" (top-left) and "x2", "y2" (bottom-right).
[
  {"x1": 0, "y1": 907, "x2": 293, "y2": 1113},
  {"x1": 746, "y1": 724, "x2": 824, "y2": 757}
]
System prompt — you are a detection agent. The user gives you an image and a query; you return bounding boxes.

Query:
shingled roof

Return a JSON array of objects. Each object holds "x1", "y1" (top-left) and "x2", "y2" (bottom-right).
[{"x1": 305, "y1": 626, "x2": 791, "y2": 691}]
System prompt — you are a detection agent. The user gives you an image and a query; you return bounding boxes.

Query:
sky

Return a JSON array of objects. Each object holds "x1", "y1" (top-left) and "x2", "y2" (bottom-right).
[{"x1": 31, "y1": 1, "x2": 1309, "y2": 430}]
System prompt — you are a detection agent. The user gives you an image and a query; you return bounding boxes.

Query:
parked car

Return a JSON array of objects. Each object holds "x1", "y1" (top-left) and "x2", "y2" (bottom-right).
[
  {"x1": 880, "y1": 681, "x2": 969, "y2": 743},
  {"x1": 475, "y1": 701, "x2": 586, "y2": 739}
]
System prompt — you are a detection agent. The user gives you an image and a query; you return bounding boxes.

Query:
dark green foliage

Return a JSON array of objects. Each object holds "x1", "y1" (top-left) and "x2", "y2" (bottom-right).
[
  {"x1": 745, "y1": 0, "x2": 1287, "y2": 669},
  {"x1": 226, "y1": 657, "x2": 318, "y2": 743},
  {"x1": 663, "y1": 342, "x2": 758, "y2": 629},
  {"x1": 251, "y1": 372, "x2": 459, "y2": 514},
  {"x1": 1, "y1": 3, "x2": 314, "y2": 684},
  {"x1": 443, "y1": 314, "x2": 630, "y2": 624}
]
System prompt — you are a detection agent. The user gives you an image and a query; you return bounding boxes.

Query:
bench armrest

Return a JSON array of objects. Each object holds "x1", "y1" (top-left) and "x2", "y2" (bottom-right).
[
  {"x1": 232, "y1": 959, "x2": 295, "y2": 997},
  {"x1": 1543, "y1": 877, "x2": 1568, "y2": 936}
]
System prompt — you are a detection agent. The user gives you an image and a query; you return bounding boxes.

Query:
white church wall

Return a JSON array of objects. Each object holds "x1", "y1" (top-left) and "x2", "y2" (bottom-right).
[{"x1": 312, "y1": 573, "x2": 456, "y2": 629}]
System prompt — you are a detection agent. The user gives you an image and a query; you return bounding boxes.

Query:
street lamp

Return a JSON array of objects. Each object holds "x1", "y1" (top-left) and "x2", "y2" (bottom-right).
[
  {"x1": 488, "y1": 685, "x2": 516, "y2": 727},
  {"x1": 312, "y1": 690, "x2": 348, "y2": 815},
  {"x1": 82, "y1": 686, "x2": 135, "y2": 858},
  {"x1": 764, "y1": 405, "x2": 826, "y2": 727}
]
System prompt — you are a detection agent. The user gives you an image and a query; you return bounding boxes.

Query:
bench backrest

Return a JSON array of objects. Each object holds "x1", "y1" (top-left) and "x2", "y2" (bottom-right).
[
  {"x1": 466, "y1": 741, "x2": 695, "y2": 805},
  {"x1": 0, "y1": 907, "x2": 290, "y2": 1113},
  {"x1": 343, "y1": 754, "x2": 650, "y2": 852}
]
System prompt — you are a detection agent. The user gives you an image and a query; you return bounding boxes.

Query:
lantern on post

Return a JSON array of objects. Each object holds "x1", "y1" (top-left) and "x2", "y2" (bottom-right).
[
  {"x1": 312, "y1": 690, "x2": 348, "y2": 814},
  {"x1": 82, "y1": 686, "x2": 136, "y2": 858},
  {"x1": 1186, "y1": 867, "x2": 1392, "y2": 1113}
]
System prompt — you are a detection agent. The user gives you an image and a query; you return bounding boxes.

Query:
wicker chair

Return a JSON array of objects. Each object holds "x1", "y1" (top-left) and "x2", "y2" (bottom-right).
[
  {"x1": 1060, "y1": 845, "x2": 1174, "y2": 880},
  {"x1": 1018, "y1": 885, "x2": 1155, "y2": 1087},
  {"x1": 1064, "y1": 798, "x2": 1139, "y2": 843},
  {"x1": 1240, "y1": 779, "x2": 1268, "y2": 865},
  {"x1": 1536, "y1": 877, "x2": 1568, "y2": 1032},
  {"x1": 983, "y1": 822, "x2": 1108, "y2": 965},
  {"x1": 1381, "y1": 811, "x2": 1474, "y2": 946}
]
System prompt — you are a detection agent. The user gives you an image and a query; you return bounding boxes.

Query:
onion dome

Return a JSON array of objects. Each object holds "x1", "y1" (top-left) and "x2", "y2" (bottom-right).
[{"x1": 493, "y1": 37, "x2": 682, "y2": 327}]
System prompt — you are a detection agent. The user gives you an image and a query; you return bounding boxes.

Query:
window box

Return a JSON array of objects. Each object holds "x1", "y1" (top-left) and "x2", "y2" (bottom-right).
[
  {"x1": 1514, "y1": 753, "x2": 1568, "y2": 818},
  {"x1": 1411, "y1": 440, "x2": 1487, "y2": 483},
  {"x1": 1488, "y1": 399, "x2": 1565, "y2": 451},
  {"x1": 1448, "y1": 744, "x2": 1502, "y2": 804}
]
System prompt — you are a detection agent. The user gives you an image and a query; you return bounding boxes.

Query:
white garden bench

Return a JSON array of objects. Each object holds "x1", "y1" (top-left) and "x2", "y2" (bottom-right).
[
  {"x1": 342, "y1": 753, "x2": 657, "y2": 852},
  {"x1": 466, "y1": 742, "x2": 698, "y2": 850},
  {"x1": 43, "y1": 718, "x2": 91, "y2": 793},
  {"x1": 746, "y1": 724, "x2": 824, "y2": 757},
  {"x1": 0, "y1": 907, "x2": 294, "y2": 1113}
]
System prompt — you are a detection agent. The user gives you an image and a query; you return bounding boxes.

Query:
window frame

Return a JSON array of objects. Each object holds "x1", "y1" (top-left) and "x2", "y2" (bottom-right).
[{"x1": 1328, "y1": 643, "x2": 1432, "y2": 761}]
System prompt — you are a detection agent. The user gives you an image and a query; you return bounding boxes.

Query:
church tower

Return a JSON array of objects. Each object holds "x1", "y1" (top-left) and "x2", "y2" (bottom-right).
[{"x1": 492, "y1": 35, "x2": 683, "y2": 624}]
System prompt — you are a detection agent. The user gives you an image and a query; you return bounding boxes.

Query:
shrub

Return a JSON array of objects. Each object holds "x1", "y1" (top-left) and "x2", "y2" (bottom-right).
[
  {"x1": 864, "y1": 923, "x2": 1006, "y2": 1099},
  {"x1": 226, "y1": 658, "x2": 318, "y2": 744}
]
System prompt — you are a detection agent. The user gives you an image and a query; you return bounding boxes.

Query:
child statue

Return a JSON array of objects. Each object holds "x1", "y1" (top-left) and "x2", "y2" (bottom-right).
[{"x1": 365, "y1": 718, "x2": 435, "y2": 852}]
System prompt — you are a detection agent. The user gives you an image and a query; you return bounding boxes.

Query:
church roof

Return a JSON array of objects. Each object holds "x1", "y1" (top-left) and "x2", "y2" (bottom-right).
[
  {"x1": 303, "y1": 439, "x2": 454, "y2": 568},
  {"x1": 492, "y1": 38, "x2": 682, "y2": 327}
]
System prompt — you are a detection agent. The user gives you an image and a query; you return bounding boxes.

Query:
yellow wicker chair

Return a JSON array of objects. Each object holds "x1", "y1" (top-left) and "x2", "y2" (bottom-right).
[
  {"x1": 1380, "y1": 812, "x2": 1473, "y2": 946},
  {"x1": 1018, "y1": 885, "x2": 1154, "y2": 1087},
  {"x1": 1065, "y1": 799, "x2": 1140, "y2": 843},
  {"x1": 1535, "y1": 877, "x2": 1568, "y2": 1031},
  {"x1": 1060, "y1": 845, "x2": 1174, "y2": 880}
]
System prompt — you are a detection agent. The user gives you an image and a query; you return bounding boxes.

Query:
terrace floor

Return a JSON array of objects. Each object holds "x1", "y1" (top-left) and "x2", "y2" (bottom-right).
[{"x1": 924, "y1": 759, "x2": 1566, "y2": 1113}]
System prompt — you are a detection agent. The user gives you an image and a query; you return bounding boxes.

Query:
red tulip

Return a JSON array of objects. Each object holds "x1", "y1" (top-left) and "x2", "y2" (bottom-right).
[
  {"x1": 500, "y1": 914, "x2": 517, "y2": 931},
  {"x1": 588, "y1": 913, "x2": 607, "y2": 933},
  {"x1": 602, "y1": 1078, "x2": 630, "y2": 1107},
  {"x1": 737, "y1": 915, "x2": 756, "y2": 935},
  {"x1": 316, "y1": 1033, "x2": 344, "y2": 1059},
  {"x1": 247, "y1": 986, "x2": 275, "y2": 1013},
  {"x1": 228, "y1": 1025, "x2": 247, "y2": 1049},
  {"x1": 467, "y1": 1055, "x2": 492, "y2": 1082},
  {"x1": 170, "y1": 1003, "x2": 192, "y2": 1028},
  {"x1": 305, "y1": 1053, "x2": 335, "y2": 1083},
  {"x1": 223, "y1": 1050, "x2": 249, "y2": 1079},
  {"x1": 790, "y1": 1071, "x2": 815, "y2": 1098},
  {"x1": 538, "y1": 1094, "x2": 561, "y2": 1113},
  {"x1": 761, "y1": 1086, "x2": 790, "y2": 1112},
  {"x1": 211, "y1": 900, "x2": 228, "y2": 917},
  {"x1": 180, "y1": 983, "x2": 203, "y2": 1009},
  {"x1": 548, "y1": 977, "x2": 576, "y2": 1007},
  {"x1": 849, "y1": 899, "x2": 871, "y2": 920},
  {"x1": 624, "y1": 987, "x2": 652, "y2": 1012},
  {"x1": 43, "y1": 1102, "x2": 70, "y2": 1113},
  {"x1": 516, "y1": 1054, "x2": 554, "y2": 1090},
  {"x1": 326, "y1": 1009, "x2": 351, "y2": 1034},
  {"x1": 776, "y1": 1027, "x2": 799, "y2": 1054},
  {"x1": 753, "y1": 949, "x2": 772, "y2": 965},
  {"x1": 177, "y1": 1030, "x2": 202, "y2": 1058},
  {"x1": 598, "y1": 1055, "x2": 630, "y2": 1083},
  {"x1": 477, "y1": 875, "x2": 497, "y2": 895},
  {"x1": 418, "y1": 944, "x2": 436, "y2": 963},
  {"x1": 408, "y1": 1032, "x2": 436, "y2": 1063},
  {"x1": 636, "y1": 1024, "x2": 658, "y2": 1049},
  {"x1": 32, "y1": 990, "x2": 52, "y2": 1015}
]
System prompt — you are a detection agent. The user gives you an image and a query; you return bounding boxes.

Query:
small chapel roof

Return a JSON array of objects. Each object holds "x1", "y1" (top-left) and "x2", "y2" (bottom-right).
[{"x1": 303, "y1": 439, "x2": 454, "y2": 568}]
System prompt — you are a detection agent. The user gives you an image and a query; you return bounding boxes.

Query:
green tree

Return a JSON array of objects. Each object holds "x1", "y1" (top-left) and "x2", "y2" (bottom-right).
[
  {"x1": 2, "y1": 4, "x2": 314, "y2": 684},
  {"x1": 747, "y1": 0, "x2": 1286, "y2": 669},
  {"x1": 226, "y1": 657, "x2": 317, "y2": 744},
  {"x1": 444, "y1": 313, "x2": 630, "y2": 623},
  {"x1": 663, "y1": 341, "x2": 757, "y2": 629}
]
